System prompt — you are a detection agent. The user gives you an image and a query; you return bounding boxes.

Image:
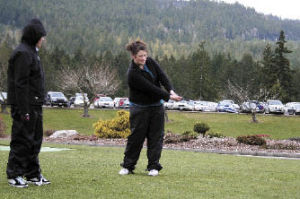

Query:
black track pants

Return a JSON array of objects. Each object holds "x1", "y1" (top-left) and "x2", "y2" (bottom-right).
[
  {"x1": 122, "y1": 105, "x2": 164, "y2": 171},
  {"x1": 6, "y1": 105, "x2": 43, "y2": 179}
]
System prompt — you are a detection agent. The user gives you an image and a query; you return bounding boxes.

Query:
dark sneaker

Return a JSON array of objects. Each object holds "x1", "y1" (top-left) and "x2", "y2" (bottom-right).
[
  {"x1": 8, "y1": 176, "x2": 28, "y2": 188},
  {"x1": 27, "y1": 175, "x2": 51, "y2": 186}
]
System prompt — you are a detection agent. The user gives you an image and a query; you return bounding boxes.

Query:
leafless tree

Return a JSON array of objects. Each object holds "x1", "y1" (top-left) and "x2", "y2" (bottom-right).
[
  {"x1": 57, "y1": 62, "x2": 120, "y2": 117},
  {"x1": 227, "y1": 80, "x2": 263, "y2": 123},
  {"x1": 0, "y1": 62, "x2": 8, "y2": 114}
]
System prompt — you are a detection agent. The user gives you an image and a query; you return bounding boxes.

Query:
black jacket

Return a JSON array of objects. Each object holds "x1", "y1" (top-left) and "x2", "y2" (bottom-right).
[
  {"x1": 7, "y1": 19, "x2": 46, "y2": 115},
  {"x1": 127, "y1": 57, "x2": 173, "y2": 105}
]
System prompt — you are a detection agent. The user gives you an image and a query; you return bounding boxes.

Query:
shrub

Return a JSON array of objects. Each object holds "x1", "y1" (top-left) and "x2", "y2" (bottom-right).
[
  {"x1": 164, "y1": 131, "x2": 197, "y2": 143},
  {"x1": 236, "y1": 135, "x2": 266, "y2": 146},
  {"x1": 181, "y1": 131, "x2": 198, "y2": 141},
  {"x1": 264, "y1": 143, "x2": 298, "y2": 150},
  {"x1": 207, "y1": 132, "x2": 225, "y2": 138},
  {"x1": 44, "y1": 129, "x2": 55, "y2": 137},
  {"x1": 288, "y1": 137, "x2": 300, "y2": 142},
  {"x1": 0, "y1": 115, "x2": 6, "y2": 137},
  {"x1": 93, "y1": 110, "x2": 130, "y2": 138},
  {"x1": 193, "y1": 122, "x2": 210, "y2": 137}
]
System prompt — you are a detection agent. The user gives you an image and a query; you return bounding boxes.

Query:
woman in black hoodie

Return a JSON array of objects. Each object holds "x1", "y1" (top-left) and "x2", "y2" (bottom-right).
[
  {"x1": 119, "y1": 40, "x2": 182, "y2": 176},
  {"x1": 6, "y1": 18, "x2": 50, "y2": 188}
]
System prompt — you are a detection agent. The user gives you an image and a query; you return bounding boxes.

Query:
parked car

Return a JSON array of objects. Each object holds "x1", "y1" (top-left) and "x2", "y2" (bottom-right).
[
  {"x1": 217, "y1": 100, "x2": 239, "y2": 113},
  {"x1": 46, "y1": 91, "x2": 69, "y2": 107},
  {"x1": 173, "y1": 100, "x2": 194, "y2": 111},
  {"x1": 94, "y1": 96, "x2": 114, "y2": 108},
  {"x1": 284, "y1": 102, "x2": 300, "y2": 115},
  {"x1": 114, "y1": 97, "x2": 128, "y2": 108},
  {"x1": 69, "y1": 96, "x2": 75, "y2": 106},
  {"x1": 194, "y1": 101, "x2": 218, "y2": 112},
  {"x1": 121, "y1": 98, "x2": 130, "y2": 108},
  {"x1": 73, "y1": 95, "x2": 90, "y2": 107},
  {"x1": 0, "y1": 91, "x2": 7, "y2": 103},
  {"x1": 164, "y1": 99, "x2": 175, "y2": 110},
  {"x1": 240, "y1": 100, "x2": 265, "y2": 113},
  {"x1": 93, "y1": 94, "x2": 106, "y2": 103},
  {"x1": 264, "y1": 100, "x2": 284, "y2": 114}
]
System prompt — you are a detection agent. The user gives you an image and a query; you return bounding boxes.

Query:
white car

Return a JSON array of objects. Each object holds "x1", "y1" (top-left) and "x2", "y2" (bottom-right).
[
  {"x1": 0, "y1": 91, "x2": 7, "y2": 103},
  {"x1": 217, "y1": 100, "x2": 240, "y2": 113},
  {"x1": 114, "y1": 97, "x2": 127, "y2": 108},
  {"x1": 74, "y1": 95, "x2": 90, "y2": 107},
  {"x1": 94, "y1": 97, "x2": 114, "y2": 108},
  {"x1": 194, "y1": 101, "x2": 218, "y2": 112},
  {"x1": 164, "y1": 99, "x2": 175, "y2": 110},
  {"x1": 173, "y1": 100, "x2": 194, "y2": 111},
  {"x1": 264, "y1": 100, "x2": 284, "y2": 114},
  {"x1": 284, "y1": 102, "x2": 300, "y2": 115}
]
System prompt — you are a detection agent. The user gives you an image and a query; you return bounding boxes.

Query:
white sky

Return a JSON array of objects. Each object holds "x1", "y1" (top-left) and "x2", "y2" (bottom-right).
[{"x1": 217, "y1": 0, "x2": 300, "y2": 20}]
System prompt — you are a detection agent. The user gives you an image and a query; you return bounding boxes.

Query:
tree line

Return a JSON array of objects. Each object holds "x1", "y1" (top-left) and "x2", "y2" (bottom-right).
[
  {"x1": 0, "y1": 30, "x2": 299, "y2": 103},
  {"x1": 2, "y1": 0, "x2": 300, "y2": 66}
]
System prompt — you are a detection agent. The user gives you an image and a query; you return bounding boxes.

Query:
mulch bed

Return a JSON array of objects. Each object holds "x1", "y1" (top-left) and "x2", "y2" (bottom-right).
[{"x1": 43, "y1": 134, "x2": 300, "y2": 158}]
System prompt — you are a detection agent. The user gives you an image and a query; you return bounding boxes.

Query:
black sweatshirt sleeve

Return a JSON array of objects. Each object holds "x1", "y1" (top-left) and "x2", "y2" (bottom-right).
[
  {"x1": 14, "y1": 51, "x2": 32, "y2": 114},
  {"x1": 149, "y1": 58, "x2": 174, "y2": 92},
  {"x1": 128, "y1": 69, "x2": 170, "y2": 102}
]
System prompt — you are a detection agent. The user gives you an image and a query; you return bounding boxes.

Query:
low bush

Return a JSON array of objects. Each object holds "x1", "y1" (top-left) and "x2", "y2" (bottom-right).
[
  {"x1": 44, "y1": 129, "x2": 56, "y2": 137},
  {"x1": 288, "y1": 137, "x2": 300, "y2": 142},
  {"x1": 0, "y1": 115, "x2": 6, "y2": 137},
  {"x1": 164, "y1": 131, "x2": 197, "y2": 143},
  {"x1": 236, "y1": 135, "x2": 266, "y2": 146},
  {"x1": 93, "y1": 110, "x2": 130, "y2": 138},
  {"x1": 193, "y1": 122, "x2": 210, "y2": 137},
  {"x1": 264, "y1": 143, "x2": 298, "y2": 150},
  {"x1": 207, "y1": 132, "x2": 225, "y2": 138}
]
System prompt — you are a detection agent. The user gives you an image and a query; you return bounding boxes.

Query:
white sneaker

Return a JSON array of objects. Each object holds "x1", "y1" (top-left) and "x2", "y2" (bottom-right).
[
  {"x1": 27, "y1": 174, "x2": 51, "y2": 186},
  {"x1": 8, "y1": 176, "x2": 28, "y2": 188},
  {"x1": 119, "y1": 168, "x2": 130, "y2": 175},
  {"x1": 148, "y1": 169, "x2": 159, "y2": 176}
]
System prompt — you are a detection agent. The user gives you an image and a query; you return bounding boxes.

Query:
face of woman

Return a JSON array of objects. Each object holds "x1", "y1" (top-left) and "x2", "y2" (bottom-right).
[{"x1": 132, "y1": 50, "x2": 147, "y2": 67}]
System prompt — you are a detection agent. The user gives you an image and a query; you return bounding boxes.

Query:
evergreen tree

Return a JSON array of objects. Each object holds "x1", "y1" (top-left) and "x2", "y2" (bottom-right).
[{"x1": 273, "y1": 30, "x2": 293, "y2": 102}]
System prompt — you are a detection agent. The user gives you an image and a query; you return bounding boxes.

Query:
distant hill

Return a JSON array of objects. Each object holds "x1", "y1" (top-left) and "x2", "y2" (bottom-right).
[{"x1": 1, "y1": 0, "x2": 300, "y2": 65}]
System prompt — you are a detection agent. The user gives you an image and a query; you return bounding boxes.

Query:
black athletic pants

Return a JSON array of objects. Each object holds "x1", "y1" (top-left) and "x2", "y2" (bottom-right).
[
  {"x1": 121, "y1": 105, "x2": 164, "y2": 171},
  {"x1": 6, "y1": 105, "x2": 43, "y2": 179}
]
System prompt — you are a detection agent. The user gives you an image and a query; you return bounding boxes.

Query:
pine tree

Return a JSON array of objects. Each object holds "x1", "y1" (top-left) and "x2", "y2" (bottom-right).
[{"x1": 273, "y1": 30, "x2": 293, "y2": 102}]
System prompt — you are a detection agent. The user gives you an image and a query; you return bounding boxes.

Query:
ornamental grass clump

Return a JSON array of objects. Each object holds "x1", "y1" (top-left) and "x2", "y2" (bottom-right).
[
  {"x1": 93, "y1": 110, "x2": 130, "y2": 138},
  {"x1": 193, "y1": 122, "x2": 210, "y2": 137},
  {"x1": 236, "y1": 135, "x2": 266, "y2": 146}
]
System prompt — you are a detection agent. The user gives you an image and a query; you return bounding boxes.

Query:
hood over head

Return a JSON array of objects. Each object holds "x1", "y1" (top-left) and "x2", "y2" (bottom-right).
[{"x1": 21, "y1": 18, "x2": 47, "y2": 46}]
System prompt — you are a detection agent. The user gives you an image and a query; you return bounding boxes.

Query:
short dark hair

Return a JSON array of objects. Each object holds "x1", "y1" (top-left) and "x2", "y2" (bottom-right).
[{"x1": 126, "y1": 40, "x2": 147, "y2": 55}]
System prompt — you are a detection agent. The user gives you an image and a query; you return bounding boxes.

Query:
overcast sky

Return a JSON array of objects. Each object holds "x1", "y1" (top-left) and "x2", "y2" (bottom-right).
[{"x1": 216, "y1": 0, "x2": 300, "y2": 20}]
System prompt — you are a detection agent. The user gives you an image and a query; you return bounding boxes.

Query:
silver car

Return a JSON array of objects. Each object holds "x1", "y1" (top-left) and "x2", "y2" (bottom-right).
[
  {"x1": 284, "y1": 102, "x2": 300, "y2": 115},
  {"x1": 264, "y1": 100, "x2": 284, "y2": 114}
]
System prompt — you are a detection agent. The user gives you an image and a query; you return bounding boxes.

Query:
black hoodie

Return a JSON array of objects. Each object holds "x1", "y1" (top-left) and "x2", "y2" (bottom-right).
[
  {"x1": 7, "y1": 18, "x2": 47, "y2": 115},
  {"x1": 127, "y1": 57, "x2": 173, "y2": 105}
]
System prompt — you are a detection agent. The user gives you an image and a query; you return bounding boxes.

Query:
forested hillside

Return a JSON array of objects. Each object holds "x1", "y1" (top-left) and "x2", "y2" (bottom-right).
[
  {"x1": 1, "y1": 0, "x2": 300, "y2": 64},
  {"x1": 1, "y1": 0, "x2": 300, "y2": 102}
]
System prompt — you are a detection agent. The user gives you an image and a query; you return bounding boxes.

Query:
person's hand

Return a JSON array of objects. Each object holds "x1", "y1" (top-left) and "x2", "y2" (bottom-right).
[
  {"x1": 169, "y1": 90, "x2": 182, "y2": 101},
  {"x1": 170, "y1": 93, "x2": 182, "y2": 102}
]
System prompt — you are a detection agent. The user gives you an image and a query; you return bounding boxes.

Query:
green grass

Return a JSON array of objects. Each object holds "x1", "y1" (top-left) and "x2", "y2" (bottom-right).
[
  {"x1": 1, "y1": 108, "x2": 300, "y2": 139},
  {"x1": 0, "y1": 141, "x2": 299, "y2": 199},
  {"x1": 166, "y1": 111, "x2": 300, "y2": 139}
]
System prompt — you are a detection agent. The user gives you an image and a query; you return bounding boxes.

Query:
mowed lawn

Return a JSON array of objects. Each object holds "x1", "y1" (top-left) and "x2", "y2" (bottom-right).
[
  {"x1": 1, "y1": 107, "x2": 300, "y2": 139},
  {"x1": 0, "y1": 142, "x2": 299, "y2": 199}
]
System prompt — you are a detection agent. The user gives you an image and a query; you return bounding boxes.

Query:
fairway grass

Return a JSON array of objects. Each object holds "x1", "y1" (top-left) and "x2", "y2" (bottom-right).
[
  {"x1": 0, "y1": 142, "x2": 299, "y2": 199},
  {"x1": 1, "y1": 108, "x2": 300, "y2": 139}
]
